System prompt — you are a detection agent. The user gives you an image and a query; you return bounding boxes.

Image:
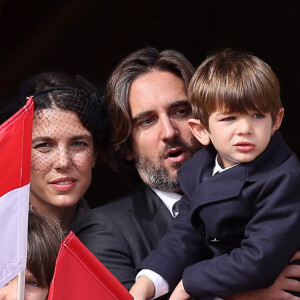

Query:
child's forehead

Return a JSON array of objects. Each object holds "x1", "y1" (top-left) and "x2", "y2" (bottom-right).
[{"x1": 211, "y1": 99, "x2": 268, "y2": 114}]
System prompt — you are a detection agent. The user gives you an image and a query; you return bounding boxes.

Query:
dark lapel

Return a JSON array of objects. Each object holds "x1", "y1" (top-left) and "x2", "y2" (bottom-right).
[{"x1": 129, "y1": 184, "x2": 173, "y2": 254}]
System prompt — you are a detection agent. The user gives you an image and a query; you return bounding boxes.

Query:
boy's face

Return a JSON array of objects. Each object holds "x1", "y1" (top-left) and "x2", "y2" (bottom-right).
[{"x1": 188, "y1": 108, "x2": 284, "y2": 168}]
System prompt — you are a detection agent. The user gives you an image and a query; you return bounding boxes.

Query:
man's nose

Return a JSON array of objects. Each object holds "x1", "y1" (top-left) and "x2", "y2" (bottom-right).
[{"x1": 160, "y1": 116, "x2": 179, "y2": 142}]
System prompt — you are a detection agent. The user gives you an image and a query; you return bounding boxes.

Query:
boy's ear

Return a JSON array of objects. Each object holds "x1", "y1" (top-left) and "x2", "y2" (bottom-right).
[
  {"x1": 271, "y1": 107, "x2": 284, "y2": 134},
  {"x1": 188, "y1": 119, "x2": 210, "y2": 145}
]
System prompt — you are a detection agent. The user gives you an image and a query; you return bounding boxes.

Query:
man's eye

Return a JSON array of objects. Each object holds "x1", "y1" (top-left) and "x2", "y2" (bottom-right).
[
  {"x1": 173, "y1": 106, "x2": 191, "y2": 118},
  {"x1": 140, "y1": 117, "x2": 154, "y2": 126}
]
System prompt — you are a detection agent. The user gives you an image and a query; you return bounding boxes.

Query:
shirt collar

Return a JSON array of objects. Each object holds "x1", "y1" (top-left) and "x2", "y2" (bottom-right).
[
  {"x1": 151, "y1": 187, "x2": 182, "y2": 218},
  {"x1": 212, "y1": 154, "x2": 239, "y2": 175}
]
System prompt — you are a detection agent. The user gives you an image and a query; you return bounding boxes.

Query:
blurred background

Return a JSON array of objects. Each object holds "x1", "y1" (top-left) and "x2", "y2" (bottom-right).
[{"x1": 0, "y1": 0, "x2": 299, "y2": 207}]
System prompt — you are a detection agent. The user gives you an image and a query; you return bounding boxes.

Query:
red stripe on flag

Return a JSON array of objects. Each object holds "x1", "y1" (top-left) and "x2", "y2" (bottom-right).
[
  {"x1": 0, "y1": 98, "x2": 33, "y2": 197},
  {"x1": 48, "y1": 232, "x2": 133, "y2": 300}
]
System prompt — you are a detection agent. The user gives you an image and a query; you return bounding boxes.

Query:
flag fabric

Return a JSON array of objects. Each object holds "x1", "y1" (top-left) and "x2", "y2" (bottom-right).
[
  {"x1": 48, "y1": 231, "x2": 134, "y2": 300},
  {"x1": 0, "y1": 98, "x2": 34, "y2": 288}
]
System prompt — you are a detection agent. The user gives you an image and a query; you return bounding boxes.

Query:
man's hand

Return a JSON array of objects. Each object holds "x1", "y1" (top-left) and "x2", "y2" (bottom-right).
[
  {"x1": 169, "y1": 280, "x2": 191, "y2": 300},
  {"x1": 224, "y1": 251, "x2": 300, "y2": 300}
]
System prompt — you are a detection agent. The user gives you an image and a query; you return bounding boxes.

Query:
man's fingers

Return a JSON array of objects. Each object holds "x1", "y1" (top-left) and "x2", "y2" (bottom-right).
[
  {"x1": 281, "y1": 278, "x2": 300, "y2": 294},
  {"x1": 282, "y1": 264, "x2": 300, "y2": 279},
  {"x1": 290, "y1": 251, "x2": 300, "y2": 262}
]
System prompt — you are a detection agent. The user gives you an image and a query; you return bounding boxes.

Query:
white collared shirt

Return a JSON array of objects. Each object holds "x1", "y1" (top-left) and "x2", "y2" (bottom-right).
[{"x1": 151, "y1": 187, "x2": 182, "y2": 218}]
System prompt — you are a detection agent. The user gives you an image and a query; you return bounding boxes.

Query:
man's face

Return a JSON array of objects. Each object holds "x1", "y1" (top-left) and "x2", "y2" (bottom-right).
[{"x1": 127, "y1": 71, "x2": 200, "y2": 192}]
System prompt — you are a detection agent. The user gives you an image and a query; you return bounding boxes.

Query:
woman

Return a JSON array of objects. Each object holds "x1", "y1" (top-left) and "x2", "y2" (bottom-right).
[
  {"x1": 7, "y1": 72, "x2": 107, "y2": 230},
  {"x1": 0, "y1": 210, "x2": 64, "y2": 300}
]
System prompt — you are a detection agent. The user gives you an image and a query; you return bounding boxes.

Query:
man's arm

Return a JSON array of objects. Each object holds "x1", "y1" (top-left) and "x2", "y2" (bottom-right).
[
  {"x1": 70, "y1": 208, "x2": 136, "y2": 289},
  {"x1": 225, "y1": 252, "x2": 300, "y2": 300}
]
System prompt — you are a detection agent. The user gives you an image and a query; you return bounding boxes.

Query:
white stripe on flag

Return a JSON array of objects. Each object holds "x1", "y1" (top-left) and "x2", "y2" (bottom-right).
[{"x1": 0, "y1": 184, "x2": 30, "y2": 288}]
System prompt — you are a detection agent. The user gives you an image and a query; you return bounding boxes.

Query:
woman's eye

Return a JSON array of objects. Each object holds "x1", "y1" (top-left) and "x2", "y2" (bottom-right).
[
  {"x1": 33, "y1": 143, "x2": 51, "y2": 152},
  {"x1": 73, "y1": 141, "x2": 88, "y2": 147}
]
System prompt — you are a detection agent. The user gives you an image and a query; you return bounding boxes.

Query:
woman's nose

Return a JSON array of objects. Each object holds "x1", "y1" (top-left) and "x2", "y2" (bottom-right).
[{"x1": 53, "y1": 145, "x2": 72, "y2": 171}]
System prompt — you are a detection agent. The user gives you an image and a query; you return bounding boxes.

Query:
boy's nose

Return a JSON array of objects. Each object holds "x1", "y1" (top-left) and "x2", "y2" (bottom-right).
[{"x1": 236, "y1": 119, "x2": 252, "y2": 135}]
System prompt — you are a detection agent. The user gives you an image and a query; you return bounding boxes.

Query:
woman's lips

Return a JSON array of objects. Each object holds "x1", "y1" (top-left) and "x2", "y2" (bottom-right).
[{"x1": 49, "y1": 178, "x2": 77, "y2": 192}]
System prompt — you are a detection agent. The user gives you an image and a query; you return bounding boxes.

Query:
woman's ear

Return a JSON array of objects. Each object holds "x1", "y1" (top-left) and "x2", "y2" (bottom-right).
[
  {"x1": 271, "y1": 107, "x2": 284, "y2": 135},
  {"x1": 188, "y1": 119, "x2": 210, "y2": 146}
]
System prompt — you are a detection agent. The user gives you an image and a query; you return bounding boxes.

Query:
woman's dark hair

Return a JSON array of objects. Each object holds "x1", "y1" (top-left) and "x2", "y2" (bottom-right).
[
  {"x1": 27, "y1": 210, "x2": 64, "y2": 288},
  {"x1": 1, "y1": 72, "x2": 107, "y2": 149}
]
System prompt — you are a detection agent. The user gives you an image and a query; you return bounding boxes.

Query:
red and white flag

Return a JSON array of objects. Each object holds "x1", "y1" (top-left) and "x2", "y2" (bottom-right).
[
  {"x1": 48, "y1": 231, "x2": 133, "y2": 300},
  {"x1": 0, "y1": 98, "x2": 34, "y2": 287}
]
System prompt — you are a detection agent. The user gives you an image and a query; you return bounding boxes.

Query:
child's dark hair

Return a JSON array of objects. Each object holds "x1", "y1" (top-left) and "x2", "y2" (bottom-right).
[
  {"x1": 189, "y1": 49, "x2": 282, "y2": 130},
  {"x1": 27, "y1": 210, "x2": 64, "y2": 288}
]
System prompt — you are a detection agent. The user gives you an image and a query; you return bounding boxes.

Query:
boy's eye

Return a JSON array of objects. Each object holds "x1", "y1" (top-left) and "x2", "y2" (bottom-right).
[
  {"x1": 253, "y1": 113, "x2": 265, "y2": 119},
  {"x1": 221, "y1": 116, "x2": 235, "y2": 121}
]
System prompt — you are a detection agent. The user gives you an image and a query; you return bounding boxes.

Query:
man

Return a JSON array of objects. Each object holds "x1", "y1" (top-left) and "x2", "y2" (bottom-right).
[{"x1": 70, "y1": 48, "x2": 300, "y2": 299}]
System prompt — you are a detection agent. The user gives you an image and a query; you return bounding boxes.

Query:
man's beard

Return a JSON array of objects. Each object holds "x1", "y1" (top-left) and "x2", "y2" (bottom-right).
[
  {"x1": 135, "y1": 156, "x2": 183, "y2": 191},
  {"x1": 134, "y1": 142, "x2": 198, "y2": 192}
]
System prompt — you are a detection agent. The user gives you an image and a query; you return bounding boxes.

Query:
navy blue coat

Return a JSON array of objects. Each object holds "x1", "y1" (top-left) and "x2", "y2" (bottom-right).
[{"x1": 138, "y1": 132, "x2": 300, "y2": 299}]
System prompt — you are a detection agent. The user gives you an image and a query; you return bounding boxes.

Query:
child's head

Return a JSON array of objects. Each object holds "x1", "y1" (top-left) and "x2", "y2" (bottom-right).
[
  {"x1": 0, "y1": 210, "x2": 63, "y2": 300},
  {"x1": 188, "y1": 49, "x2": 284, "y2": 168},
  {"x1": 27, "y1": 210, "x2": 64, "y2": 290}
]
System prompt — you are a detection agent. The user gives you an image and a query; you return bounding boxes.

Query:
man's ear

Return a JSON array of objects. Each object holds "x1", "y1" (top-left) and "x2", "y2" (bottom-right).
[
  {"x1": 125, "y1": 149, "x2": 134, "y2": 161},
  {"x1": 188, "y1": 119, "x2": 210, "y2": 146},
  {"x1": 271, "y1": 107, "x2": 284, "y2": 135}
]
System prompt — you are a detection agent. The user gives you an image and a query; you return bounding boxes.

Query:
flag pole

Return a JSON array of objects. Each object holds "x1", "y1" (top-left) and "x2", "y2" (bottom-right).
[{"x1": 17, "y1": 270, "x2": 25, "y2": 300}]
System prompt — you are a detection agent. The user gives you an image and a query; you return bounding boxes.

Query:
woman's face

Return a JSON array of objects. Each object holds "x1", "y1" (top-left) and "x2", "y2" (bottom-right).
[
  {"x1": 30, "y1": 108, "x2": 96, "y2": 213},
  {"x1": 0, "y1": 270, "x2": 48, "y2": 300}
]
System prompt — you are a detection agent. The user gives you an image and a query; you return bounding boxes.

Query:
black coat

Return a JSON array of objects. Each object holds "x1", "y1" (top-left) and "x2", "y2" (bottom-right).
[
  {"x1": 69, "y1": 183, "x2": 172, "y2": 297},
  {"x1": 139, "y1": 132, "x2": 300, "y2": 300}
]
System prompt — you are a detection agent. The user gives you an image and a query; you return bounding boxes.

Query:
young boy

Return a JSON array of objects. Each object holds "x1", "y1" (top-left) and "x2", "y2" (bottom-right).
[{"x1": 130, "y1": 49, "x2": 300, "y2": 300}]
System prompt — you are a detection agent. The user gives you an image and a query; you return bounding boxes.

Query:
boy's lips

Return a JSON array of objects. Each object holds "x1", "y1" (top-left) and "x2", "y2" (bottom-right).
[
  {"x1": 49, "y1": 177, "x2": 77, "y2": 192},
  {"x1": 165, "y1": 147, "x2": 187, "y2": 163},
  {"x1": 234, "y1": 141, "x2": 255, "y2": 152}
]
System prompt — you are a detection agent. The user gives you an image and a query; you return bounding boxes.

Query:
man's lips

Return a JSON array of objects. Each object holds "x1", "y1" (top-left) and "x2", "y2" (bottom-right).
[
  {"x1": 165, "y1": 147, "x2": 187, "y2": 163},
  {"x1": 234, "y1": 141, "x2": 255, "y2": 152},
  {"x1": 49, "y1": 177, "x2": 77, "y2": 192}
]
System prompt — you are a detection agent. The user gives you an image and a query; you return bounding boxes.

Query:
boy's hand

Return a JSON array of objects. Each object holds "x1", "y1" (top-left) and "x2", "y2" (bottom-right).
[
  {"x1": 169, "y1": 280, "x2": 191, "y2": 300},
  {"x1": 129, "y1": 275, "x2": 155, "y2": 300}
]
